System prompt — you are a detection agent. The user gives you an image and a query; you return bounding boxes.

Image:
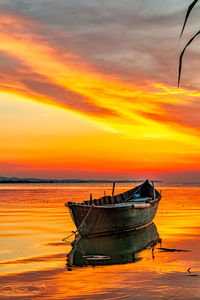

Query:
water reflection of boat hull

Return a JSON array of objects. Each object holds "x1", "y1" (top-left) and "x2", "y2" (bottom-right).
[{"x1": 67, "y1": 223, "x2": 161, "y2": 267}]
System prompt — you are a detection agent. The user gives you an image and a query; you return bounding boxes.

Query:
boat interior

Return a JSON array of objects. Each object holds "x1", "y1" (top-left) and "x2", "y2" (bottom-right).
[{"x1": 82, "y1": 180, "x2": 161, "y2": 207}]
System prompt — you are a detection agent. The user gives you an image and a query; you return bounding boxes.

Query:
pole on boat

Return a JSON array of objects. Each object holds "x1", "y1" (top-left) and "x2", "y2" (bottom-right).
[
  {"x1": 152, "y1": 181, "x2": 155, "y2": 200},
  {"x1": 90, "y1": 193, "x2": 92, "y2": 201},
  {"x1": 112, "y1": 182, "x2": 115, "y2": 196}
]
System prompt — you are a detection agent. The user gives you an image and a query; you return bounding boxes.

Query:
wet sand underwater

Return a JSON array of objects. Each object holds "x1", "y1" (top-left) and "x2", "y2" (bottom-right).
[{"x1": 0, "y1": 183, "x2": 199, "y2": 299}]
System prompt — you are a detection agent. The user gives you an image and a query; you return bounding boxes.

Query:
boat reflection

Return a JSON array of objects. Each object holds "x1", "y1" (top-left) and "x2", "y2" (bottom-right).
[{"x1": 67, "y1": 223, "x2": 161, "y2": 268}]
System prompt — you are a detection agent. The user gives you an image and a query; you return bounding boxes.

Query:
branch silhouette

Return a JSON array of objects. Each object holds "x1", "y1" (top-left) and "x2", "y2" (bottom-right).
[
  {"x1": 178, "y1": 0, "x2": 199, "y2": 86},
  {"x1": 178, "y1": 30, "x2": 200, "y2": 87},
  {"x1": 179, "y1": 0, "x2": 199, "y2": 40}
]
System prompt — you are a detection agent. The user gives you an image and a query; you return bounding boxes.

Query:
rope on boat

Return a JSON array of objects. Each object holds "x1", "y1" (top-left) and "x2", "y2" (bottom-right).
[
  {"x1": 62, "y1": 205, "x2": 93, "y2": 241},
  {"x1": 123, "y1": 184, "x2": 142, "y2": 202},
  {"x1": 123, "y1": 181, "x2": 158, "y2": 202}
]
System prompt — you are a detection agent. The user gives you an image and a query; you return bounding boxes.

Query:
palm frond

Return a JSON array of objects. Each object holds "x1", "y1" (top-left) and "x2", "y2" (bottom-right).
[
  {"x1": 178, "y1": 30, "x2": 200, "y2": 87},
  {"x1": 179, "y1": 0, "x2": 199, "y2": 40}
]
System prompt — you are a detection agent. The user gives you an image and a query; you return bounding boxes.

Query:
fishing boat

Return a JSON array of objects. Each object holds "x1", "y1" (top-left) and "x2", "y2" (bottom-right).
[
  {"x1": 65, "y1": 179, "x2": 161, "y2": 237},
  {"x1": 67, "y1": 223, "x2": 161, "y2": 268}
]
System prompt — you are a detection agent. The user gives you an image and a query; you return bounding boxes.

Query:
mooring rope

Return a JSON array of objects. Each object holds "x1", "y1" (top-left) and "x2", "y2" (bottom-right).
[
  {"x1": 62, "y1": 205, "x2": 93, "y2": 241},
  {"x1": 123, "y1": 184, "x2": 142, "y2": 202}
]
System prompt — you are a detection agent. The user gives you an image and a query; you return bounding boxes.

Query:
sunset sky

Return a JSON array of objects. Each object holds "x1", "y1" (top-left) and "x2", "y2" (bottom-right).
[{"x1": 1, "y1": 0, "x2": 200, "y2": 181}]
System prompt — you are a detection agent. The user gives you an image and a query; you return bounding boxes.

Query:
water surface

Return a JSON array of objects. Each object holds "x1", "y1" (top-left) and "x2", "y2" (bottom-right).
[{"x1": 0, "y1": 183, "x2": 199, "y2": 299}]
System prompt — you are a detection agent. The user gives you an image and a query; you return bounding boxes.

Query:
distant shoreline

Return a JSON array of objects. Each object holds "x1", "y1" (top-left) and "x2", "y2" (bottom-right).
[{"x1": 0, "y1": 177, "x2": 162, "y2": 184}]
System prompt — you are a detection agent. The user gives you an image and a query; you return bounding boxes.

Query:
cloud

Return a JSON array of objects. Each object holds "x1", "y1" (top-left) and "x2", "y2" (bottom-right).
[
  {"x1": 0, "y1": 3, "x2": 200, "y2": 142},
  {"x1": 0, "y1": 0, "x2": 198, "y2": 88}
]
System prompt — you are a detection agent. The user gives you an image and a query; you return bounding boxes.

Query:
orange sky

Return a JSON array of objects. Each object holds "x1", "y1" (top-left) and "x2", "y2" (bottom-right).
[{"x1": 1, "y1": 2, "x2": 200, "y2": 181}]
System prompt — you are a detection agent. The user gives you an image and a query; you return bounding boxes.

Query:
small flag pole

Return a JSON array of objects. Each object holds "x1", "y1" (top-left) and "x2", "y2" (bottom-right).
[{"x1": 112, "y1": 182, "x2": 115, "y2": 196}]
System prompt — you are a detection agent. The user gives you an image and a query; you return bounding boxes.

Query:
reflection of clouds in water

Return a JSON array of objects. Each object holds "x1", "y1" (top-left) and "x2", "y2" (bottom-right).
[
  {"x1": 0, "y1": 253, "x2": 65, "y2": 265},
  {"x1": 0, "y1": 282, "x2": 47, "y2": 297},
  {"x1": 195, "y1": 282, "x2": 200, "y2": 298},
  {"x1": 0, "y1": 185, "x2": 199, "y2": 299}
]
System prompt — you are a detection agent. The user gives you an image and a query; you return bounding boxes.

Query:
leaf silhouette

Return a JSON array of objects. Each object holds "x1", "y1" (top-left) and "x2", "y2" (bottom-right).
[
  {"x1": 178, "y1": 30, "x2": 200, "y2": 87},
  {"x1": 180, "y1": 0, "x2": 199, "y2": 40}
]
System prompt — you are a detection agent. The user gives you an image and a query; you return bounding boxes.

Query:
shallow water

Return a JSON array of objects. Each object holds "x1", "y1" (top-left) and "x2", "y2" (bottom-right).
[{"x1": 0, "y1": 183, "x2": 199, "y2": 299}]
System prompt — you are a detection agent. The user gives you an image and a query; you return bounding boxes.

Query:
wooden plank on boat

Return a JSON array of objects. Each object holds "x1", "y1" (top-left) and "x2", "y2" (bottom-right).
[{"x1": 133, "y1": 203, "x2": 151, "y2": 208}]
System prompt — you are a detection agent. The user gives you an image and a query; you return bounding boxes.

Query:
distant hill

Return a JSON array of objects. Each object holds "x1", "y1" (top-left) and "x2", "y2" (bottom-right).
[{"x1": 0, "y1": 177, "x2": 162, "y2": 183}]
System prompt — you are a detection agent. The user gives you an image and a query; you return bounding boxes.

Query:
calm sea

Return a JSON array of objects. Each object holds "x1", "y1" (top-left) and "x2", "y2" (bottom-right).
[{"x1": 0, "y1": 183, "x2": 199, "y2": 299}]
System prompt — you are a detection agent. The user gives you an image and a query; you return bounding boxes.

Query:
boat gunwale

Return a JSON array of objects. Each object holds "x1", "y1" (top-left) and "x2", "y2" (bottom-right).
[{"x1": 66, "y1": 197, "x2": 160, "y2": 209}]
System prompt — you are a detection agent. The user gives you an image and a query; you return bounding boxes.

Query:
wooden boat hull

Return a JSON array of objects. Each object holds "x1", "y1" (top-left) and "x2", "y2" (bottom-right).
[
  {"x1": 67, "y1": 223, "x2": 161, "y2": 267},
  {"x1": 68, "y1": 198, "x2": 160, "y2": 237}
]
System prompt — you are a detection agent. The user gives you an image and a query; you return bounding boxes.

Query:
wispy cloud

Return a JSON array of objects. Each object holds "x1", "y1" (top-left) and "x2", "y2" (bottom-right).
[{"x1": 0, "y1": 8, "x2": 200, "y2": 141}]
